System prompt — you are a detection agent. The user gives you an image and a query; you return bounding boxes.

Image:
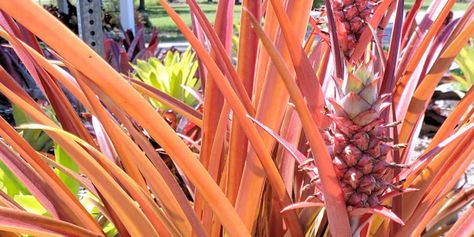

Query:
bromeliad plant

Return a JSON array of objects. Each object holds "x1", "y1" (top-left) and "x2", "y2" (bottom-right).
[
  {"x1": 132, "y1": 48, "x2": 201, "y2": 112},
  {"x1": 104, "y1": 23, "x2": 160, "y2": 73},
  {"x1": 450, "y1": 40, "x2": 474, "y2": 93},
  {"x1": 0, "y1": 0, "x2": 473, "y2": 237}
]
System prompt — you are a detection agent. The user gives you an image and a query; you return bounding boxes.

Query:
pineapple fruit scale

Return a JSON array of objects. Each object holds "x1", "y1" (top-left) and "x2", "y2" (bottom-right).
[
  {"x1": 324, "y1": 66, "x2": 394, "y2": 208},
  {"x1": 332, "y1": 0, "x2": 378, "y2": 57}
]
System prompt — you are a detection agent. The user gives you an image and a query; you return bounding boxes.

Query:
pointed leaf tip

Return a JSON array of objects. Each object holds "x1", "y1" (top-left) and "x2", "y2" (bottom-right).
[
  {"x1": 281, "y1": 201, "x2": 325, "y2": 213},
  {"x1": 350, "y1": 206, "x2": 405, "y2": 225}
]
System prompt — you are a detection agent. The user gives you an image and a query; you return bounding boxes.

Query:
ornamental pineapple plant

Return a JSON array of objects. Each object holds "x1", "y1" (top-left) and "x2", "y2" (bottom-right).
[
  {"x1": 0, "y1": 0, "x2": 473, "y2": 237},
  {"x1": 325, "y1": 65, "x2": 395, "y2": 208}
]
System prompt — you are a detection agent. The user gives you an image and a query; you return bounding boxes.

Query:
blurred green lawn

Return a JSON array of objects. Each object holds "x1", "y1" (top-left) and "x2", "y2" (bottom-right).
[
  {"x1": 404, "y1": 0, "x2": 470, "y2": 11},
  {"x1": 142, "y1": 0, "x2": 467, "y2": 41},
  {"x1": 143, "y1": 1, "x2": 242, "y2": 39},
  {"x1": 37, "y1": 0, "x2": 469, "y2": 41}
]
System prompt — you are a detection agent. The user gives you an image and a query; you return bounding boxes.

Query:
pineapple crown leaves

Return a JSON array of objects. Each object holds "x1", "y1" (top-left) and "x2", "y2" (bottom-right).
[
  {"x1": 342, "y1": 64, "x2": 378, "y2": 94},
  {"x1": 328, "y1": 65, "x2": 388, "y2": 125}
]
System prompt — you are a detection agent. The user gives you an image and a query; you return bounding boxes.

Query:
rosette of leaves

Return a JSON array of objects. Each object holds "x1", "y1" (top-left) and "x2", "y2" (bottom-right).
[
  {"x1": 452, "y1": 42, "x2": 474, "y2": 92},
  {"x1": 132, "y1": 48, "x2": 200, "y2": 112}
]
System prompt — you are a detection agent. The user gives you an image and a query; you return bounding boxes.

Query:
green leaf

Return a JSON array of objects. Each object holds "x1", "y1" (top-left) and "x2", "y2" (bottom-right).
[
  {"x1": 12, "y1": 105, "x2": 53, "y2": 151},
  {"x1": 13, "y1": 194, "x2": 47, "y2": 215},
  {"x1": 11, "y1": 104, "x2": 29, "y2": 125},
  {"x1": 54, "y1": 145, "x2": 80, "y2": 196},
  {"x1": 453, "y1": 43, "x2": 474, "y2": 91},
  {"x1": 132, "y1": 47, "x2": 200, "y2": 111},
  {"x1": 0, "y1": 160, "x2": 29, "y2": 196},
  {"x1": 12, "y1": 104, "x2": 41, "y2": 142},
  {"x1": 104, "y1": 221, "x2": 118, "y2": 237},
  {"x1": 79, "y1": 191, "x2": 100, "y2": 217}
]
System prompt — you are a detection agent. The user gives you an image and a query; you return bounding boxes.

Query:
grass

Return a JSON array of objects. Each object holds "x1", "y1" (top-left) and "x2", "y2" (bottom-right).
[
  {"x1": 404, "y1": 0, "x2": 471, "y2": 11},
  {"x1": 36, "y1": 0, "x2": 469, "y2": 41},
  {"x1": 37, "y1": 0, "x2": 243, "y2": 41},
  {"x1": 142, "y1": 1, "x2": 242, "y2": 41},
  {"x1": 141, "y1": 0, "x2": 467, "y2": 41},
  {"x1": 100, "y1": 0, "x2": 242, "y2": 42}
]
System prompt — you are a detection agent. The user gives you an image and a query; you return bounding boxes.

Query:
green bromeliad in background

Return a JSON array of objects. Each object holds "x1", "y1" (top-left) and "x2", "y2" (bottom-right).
[{"x1": 132, "y1": 48, "x2": 200, "y2": 112}]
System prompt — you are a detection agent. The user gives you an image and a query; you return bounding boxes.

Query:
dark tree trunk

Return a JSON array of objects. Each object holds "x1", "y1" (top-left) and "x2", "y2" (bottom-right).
[{"x1": 138, "y1": 0, "x2": 145, "y2": 11}]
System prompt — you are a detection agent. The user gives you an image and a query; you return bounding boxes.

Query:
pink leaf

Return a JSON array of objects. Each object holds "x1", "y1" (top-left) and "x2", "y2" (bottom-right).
[
  {"x1": 350, "y1": 206, "x2": 405, "y2": 225},
  {"x1": 380, "y1": 188, "x2": 419, "y2": 201},
  {"x1": 281, "y1": 201, "x2": 324, "y2": 213},
  {"x1": 247, "y1": 115, "x2": 318, "y2": 178}
]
